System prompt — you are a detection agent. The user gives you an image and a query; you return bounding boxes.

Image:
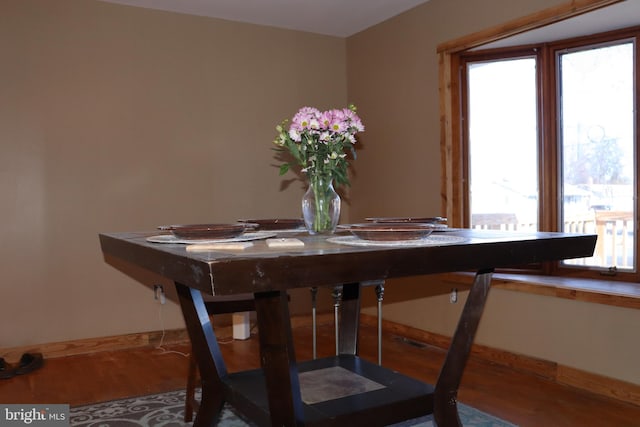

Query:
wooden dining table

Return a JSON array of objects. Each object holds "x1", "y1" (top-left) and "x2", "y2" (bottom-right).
[{"x1": 99, "y1": 228, "x2": 596, "y2": 427}]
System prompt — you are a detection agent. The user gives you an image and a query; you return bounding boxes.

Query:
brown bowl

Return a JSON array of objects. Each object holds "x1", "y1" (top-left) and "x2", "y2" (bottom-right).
[
  {"x1": 158, "y1": 223, "x2": 254, "y2": 240},
  {"x1": 338, "y1": 223, "x2": 436, "y2": 241}
]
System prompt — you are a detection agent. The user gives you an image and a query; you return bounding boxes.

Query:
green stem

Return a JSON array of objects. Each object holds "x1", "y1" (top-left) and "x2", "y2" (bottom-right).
[{"x1": 310, "y1": 174, "x2": 333, "y2": 233}]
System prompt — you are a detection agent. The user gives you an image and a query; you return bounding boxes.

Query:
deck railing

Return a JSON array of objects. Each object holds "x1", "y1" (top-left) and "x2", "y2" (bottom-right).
[
  {"x1": 471, "y1": 211, "x2": 635, "y2": 269},
  {"x1": 594, "y1": 210, "x2": 635, "y2": 268}
]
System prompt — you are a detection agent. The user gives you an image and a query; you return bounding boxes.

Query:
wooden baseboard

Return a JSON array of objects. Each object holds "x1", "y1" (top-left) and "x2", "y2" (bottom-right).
[
  {"x1": 360, "y1": 314, "x2": 640, "y2": 407},
  {"x1": 2, "y1": 312, "x2": 636, "y2": 407},
  {"x1": 0, "y1": 312, "x2": 336, "y2": 363},
  {"x1": 557, "y1": 364, "x2": 640, "y2": 406},
  {"x1": 0, "y1": 328, "x2": 191, "y2": 362}
]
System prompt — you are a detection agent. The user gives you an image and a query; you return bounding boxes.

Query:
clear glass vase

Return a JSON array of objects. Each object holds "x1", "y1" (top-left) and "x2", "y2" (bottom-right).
[{"x1": 302, "y1": 175, "x2": 341, "y2": 234}]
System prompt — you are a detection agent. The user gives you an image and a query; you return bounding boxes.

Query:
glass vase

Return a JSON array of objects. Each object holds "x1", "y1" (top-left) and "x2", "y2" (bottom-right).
[{"x1": 302, "y1": 175, "x2": 341, "y2": 234}]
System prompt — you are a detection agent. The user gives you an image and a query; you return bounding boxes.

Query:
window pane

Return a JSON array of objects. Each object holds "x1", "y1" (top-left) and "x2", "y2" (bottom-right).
[
  {"x1": 559, "y1": 42, "x2": 636, "y2": 271},
  {"x1": 467, "y1": 58, "x2": 538, "y2": 231}
]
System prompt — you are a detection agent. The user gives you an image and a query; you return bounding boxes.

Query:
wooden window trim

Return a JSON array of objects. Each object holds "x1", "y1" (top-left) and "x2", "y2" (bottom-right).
[
  {"x1": 549, "y1": 30, "x2": 640, "y2": 279},
  {"x1": 438, "y1": 272, "x2": 640, "y2": 311},
  {"x1": 438, "y1": 0, "x2": 639, "y2": 283},
  {"x1": 438, "y1": 0, "x2": 624, "y2": 226}
]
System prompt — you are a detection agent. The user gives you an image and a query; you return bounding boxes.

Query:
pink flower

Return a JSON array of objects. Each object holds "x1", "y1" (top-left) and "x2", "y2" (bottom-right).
[
  {"x1": 319, "y1": 111, "x2": 334, "y2": 130},
  {"x1": 291, "y1": 107, "x2": 321, "y2": 132},
  {"x1": 289, "y1": 128, "x2": 301, "y2": 142},
  {"x1": 329, "y1": 119, "x2": 346, "y2": 133},
  {"x1": 273, "y1": 104, "x2": 364, "y2": 188}
]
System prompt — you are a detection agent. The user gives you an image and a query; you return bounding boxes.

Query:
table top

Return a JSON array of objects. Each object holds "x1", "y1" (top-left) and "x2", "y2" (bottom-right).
[{"x1": 99, "y1": 229, "x2": 596, "y2": 296}]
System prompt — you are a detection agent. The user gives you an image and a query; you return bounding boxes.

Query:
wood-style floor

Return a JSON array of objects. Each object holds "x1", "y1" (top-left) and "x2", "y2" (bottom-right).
[{"x1": 1, "y1": 321, "x2": 639, "y2": 426}]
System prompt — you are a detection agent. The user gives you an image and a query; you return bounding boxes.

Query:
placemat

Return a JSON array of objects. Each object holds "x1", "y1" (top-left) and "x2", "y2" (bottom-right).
[{"x1": 327, "y1": 234, "x2": 467, "y2": 247}]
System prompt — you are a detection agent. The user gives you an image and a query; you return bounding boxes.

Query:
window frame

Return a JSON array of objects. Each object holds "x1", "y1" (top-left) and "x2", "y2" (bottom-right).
[
  {"x1": 440, "y1": 10, "x2": 640, "y2": 281},
  {"x1": 460, "y1": 47, "x2": 548, "y2": 275}
]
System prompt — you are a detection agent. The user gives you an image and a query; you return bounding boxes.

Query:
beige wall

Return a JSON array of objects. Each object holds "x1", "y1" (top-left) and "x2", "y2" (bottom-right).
[
  {"x1": 347, "y1": 0, "x2": 569, "y2": 219},
  {"x1": 1, "y1": 0, "x2": 346, "y2": 348},
  {"x1": 2, "y1": 0, "x2": 638, "y2": 389},
  {"x1": 349, "y1": 0, "x2": 640, "y2": 386}
]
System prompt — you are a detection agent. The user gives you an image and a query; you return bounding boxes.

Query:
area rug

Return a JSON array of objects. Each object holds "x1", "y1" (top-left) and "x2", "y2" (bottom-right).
[{"x1": 70, "y1": 389, "x2": 517, "y2": 426}]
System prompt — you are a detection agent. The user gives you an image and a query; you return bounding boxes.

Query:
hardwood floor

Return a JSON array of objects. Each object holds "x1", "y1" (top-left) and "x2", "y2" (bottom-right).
[{"x1": 1, "y1": 321, "x2": 638, "y2": 426}]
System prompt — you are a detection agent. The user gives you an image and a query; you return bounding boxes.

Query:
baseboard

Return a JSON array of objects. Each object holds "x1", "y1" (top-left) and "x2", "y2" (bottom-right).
[
  {"x1": 0, "y1": 328, "x2": 191, "y2": 362},
  {"x1": 3, "y1": 312, "x2": 636, "y2": 407},
  {"x1": 557, "y1": 364, "x2": 640, "y2": 406},
  {"x1": 0, "y1": 312, "x2": 336, "y2": 362},
  {"x1": 360, "y1": 314, "x2": 640, "y2": 407}
]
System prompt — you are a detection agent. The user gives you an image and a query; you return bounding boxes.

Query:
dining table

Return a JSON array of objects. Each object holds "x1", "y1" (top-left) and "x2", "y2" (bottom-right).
[{"x1": 99, "y1": 227, "x2": 596, "y2": 427}]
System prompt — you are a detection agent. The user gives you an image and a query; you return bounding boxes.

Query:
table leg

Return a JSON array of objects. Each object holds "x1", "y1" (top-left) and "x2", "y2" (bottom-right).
[
  {"x1": 338, "y1": 283, "x2": 361, "y2": 355},
  {"x1": 434, "y1": 269, "x2": 494, "y2": 427},
  {"x1": 175, "y1": 283, "x2": 226, "y2": 427},
  {"x1": 375, "y1": 282, "x2": 385, "y2": 365},
  {"x1": 332, "y1": 285, "x2": 343, "y2": 355},
  {"x1": 310, "y1": 287, "x2": 318, "y2": 359},
  {"x1": 254, "y1": 290, "x2": 304, "y2": 426}
]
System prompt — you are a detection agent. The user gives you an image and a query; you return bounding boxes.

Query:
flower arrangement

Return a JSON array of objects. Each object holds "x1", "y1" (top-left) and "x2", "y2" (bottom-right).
[
  {"x1": 272, "y1": 105, "x2": 365, "y2": 234},
  {"x1": 273, "y1": 105, "x2": 364, "y2": 187}
]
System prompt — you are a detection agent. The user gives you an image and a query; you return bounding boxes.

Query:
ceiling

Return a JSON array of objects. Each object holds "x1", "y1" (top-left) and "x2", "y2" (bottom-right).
[
  {"x1": 481, "y1": 1, "x2": 640, "y2": 49},
  {"x1": 98, "y1": 1, "x2": 639, "y2": 43},
  {"x1": 98, "y1": 0, "x2": 431, "y2": 37}
]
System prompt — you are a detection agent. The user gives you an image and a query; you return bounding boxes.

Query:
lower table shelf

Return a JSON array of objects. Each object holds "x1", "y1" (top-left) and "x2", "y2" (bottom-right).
[{"x1": 223, "y1": 354, "x2": 435, "y2": 426}]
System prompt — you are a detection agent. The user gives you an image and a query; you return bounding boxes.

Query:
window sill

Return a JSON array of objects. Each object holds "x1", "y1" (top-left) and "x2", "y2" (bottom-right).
[{"x1": 440, "y1": 272, "x2": 640, "y2": 310}]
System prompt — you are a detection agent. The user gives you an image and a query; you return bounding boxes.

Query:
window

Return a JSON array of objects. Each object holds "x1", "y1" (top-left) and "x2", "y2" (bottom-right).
[
  {"x1": 558, "y1": 41, "x2": 635, "y2": 272},
  {"x1": 466, "y1": 55, "x2": 539, "y2": 232},
  {"x1": 458, "y1": 27, "x2": 639, "y2": 280}
]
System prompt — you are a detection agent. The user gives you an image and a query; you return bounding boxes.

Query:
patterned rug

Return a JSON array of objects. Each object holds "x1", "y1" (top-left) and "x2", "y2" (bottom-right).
[{"x1": 70, "y1": 389, "x2": 517, "y2": 426}]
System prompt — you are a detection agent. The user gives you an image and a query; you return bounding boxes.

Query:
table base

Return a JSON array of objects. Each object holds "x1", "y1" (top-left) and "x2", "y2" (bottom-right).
[{"x1": 223, "y1": 355, "x2": 435, "y2": 427}]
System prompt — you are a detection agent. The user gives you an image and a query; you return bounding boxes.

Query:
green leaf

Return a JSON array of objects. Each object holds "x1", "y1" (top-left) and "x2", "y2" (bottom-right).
[{"x1": 279, "y1": 164, "x2": 290, "y2": 176}]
